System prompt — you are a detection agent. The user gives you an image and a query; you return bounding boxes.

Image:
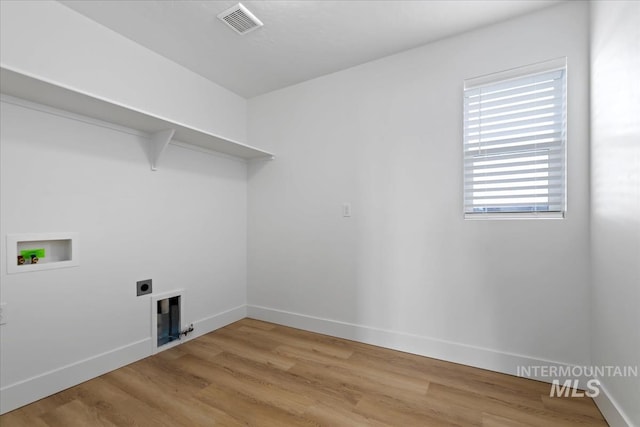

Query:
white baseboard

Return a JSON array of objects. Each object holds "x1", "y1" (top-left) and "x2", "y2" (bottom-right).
[
  {"x1": 190, "y1": 304, "x2": 247, "y2": 340},
  {"x1": 247, "y1": 305, "x2": 590, "y2": 385},
  {"x1": 0, "y1": 305, "x2": 247, "y2": 415},
  {"x1": 593, "y1": 382, "x2": 633, "y2": 427},
  {"x1": 0, "y1": 338, "x2": 150, "y2": 415}
]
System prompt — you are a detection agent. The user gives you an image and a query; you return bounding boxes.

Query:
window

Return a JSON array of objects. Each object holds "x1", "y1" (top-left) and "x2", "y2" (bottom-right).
[{"x1": 463, "y1": 58, "x2": 567, "y2": 219}]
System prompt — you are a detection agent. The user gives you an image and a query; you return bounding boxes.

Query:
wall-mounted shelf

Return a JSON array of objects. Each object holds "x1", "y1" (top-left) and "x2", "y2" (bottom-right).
[
  {"x1": 0, "y1": 66, "x2": 275, "y2": 169},
  {"x1": 6, "y1": 233, "x2": 79, "y2": 274}
]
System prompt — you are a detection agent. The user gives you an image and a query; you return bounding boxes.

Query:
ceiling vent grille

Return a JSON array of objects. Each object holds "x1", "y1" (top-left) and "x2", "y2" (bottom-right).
[{"x1": 217, "y1": 3, "x2": 263, "y2": 35}]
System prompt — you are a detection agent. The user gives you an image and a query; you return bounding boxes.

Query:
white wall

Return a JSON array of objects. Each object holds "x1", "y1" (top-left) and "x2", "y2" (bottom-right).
[
  {"x1": 0, "y1": 99, "x2": 247, "y2": 413},
  {"x1": 590, "y1": 2, "x2": 640, "y2": 426},
  {"x1": 0, "y1": 0, "x2": 246, "y2": 143},
  {"x1": 248, "y1": 1, "x2": 591, "y2": 376},
  {"x1": 0, "y1": 1, "x2": 253, "y2": 413}
]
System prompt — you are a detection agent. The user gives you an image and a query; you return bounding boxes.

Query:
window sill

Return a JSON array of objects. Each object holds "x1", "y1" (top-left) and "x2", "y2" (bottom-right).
[{"x1": 464, "y1": 211, "x2": 565, "y2": 220}]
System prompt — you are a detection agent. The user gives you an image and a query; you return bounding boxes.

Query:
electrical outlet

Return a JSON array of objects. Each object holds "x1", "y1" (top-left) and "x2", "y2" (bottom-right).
[
  {"x1": 0, "y1": 303, "x2": 7, "y2": 325},
  {"x1": 136, "y1": 279, "x2": 152, "y2": 296}
]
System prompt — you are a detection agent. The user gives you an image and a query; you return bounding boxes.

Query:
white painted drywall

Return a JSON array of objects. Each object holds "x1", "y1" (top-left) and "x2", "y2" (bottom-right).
[
  {"x1": 0, "y1": 100, "x2": 247, "y2": 413},
  {"x1": 590, "y1": 2, "x2": 640, "y2": 426},
  {"x1": 0, "y1": 0, "x2": 246, "y2": 143},
  {"x1": 247, "y1": 0, "x2": 591, "y2": 372}
]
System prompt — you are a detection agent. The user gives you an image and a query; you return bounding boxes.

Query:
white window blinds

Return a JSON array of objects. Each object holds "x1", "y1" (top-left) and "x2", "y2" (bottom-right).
[{"x1": 463, "y1": 60, "x2": 567, "y2": 218}]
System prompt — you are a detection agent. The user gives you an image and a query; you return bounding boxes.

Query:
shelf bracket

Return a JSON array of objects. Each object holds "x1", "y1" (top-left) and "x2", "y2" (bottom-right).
[{"x1": 149, "y1": 129, "x2": 176, "y2": 171}]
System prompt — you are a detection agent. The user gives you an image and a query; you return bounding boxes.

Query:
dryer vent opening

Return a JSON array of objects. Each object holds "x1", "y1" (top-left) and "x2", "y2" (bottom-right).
[{"x1": 157, "y1": 296, "x2": 180, "y2": 347}]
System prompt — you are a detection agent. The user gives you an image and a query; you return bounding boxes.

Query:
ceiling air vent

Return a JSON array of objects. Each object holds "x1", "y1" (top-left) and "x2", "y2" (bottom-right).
[{"x1": 217, "y1": 3, "x2": 263, "y2": 35}]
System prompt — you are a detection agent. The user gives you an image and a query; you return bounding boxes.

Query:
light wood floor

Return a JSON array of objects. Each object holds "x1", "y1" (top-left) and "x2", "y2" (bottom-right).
[{"x1": 1, "y1": 318, "x2": 608, "y2": 426}]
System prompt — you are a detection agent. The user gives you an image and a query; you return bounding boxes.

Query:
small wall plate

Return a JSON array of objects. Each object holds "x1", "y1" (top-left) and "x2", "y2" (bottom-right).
[{"x1": 136, "y1": 279, "x2": 152, "y2": 296}]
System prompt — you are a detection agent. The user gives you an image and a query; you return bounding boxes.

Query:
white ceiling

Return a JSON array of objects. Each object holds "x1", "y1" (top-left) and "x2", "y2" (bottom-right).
[{"x1": 60, "y1": 0, "x2": 561, "y2": 99}]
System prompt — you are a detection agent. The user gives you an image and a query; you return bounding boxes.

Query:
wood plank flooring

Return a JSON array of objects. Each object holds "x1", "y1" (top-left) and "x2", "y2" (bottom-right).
[{"x1": 0, "y1": 319, "x2": 608, "y2": 426}]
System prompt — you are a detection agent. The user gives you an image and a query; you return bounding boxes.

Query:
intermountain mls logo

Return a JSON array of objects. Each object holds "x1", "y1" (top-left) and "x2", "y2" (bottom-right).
[{"x1": 517, "y1": 365, "x2": 639, "y2": 398}]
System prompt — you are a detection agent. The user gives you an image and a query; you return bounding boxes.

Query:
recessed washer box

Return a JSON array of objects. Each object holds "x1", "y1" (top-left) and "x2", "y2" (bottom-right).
[
  {"x1": 6, "y1": 232, "x2": 79, "y2": 274},
  {"x1": 151, "y1": 289, "x2": 186, "y2": 353}
]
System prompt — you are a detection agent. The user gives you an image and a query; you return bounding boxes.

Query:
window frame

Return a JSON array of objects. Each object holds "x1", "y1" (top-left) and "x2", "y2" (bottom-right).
[{"x1": 462, "y1": 58, "x2": 567, "y2": 220}]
